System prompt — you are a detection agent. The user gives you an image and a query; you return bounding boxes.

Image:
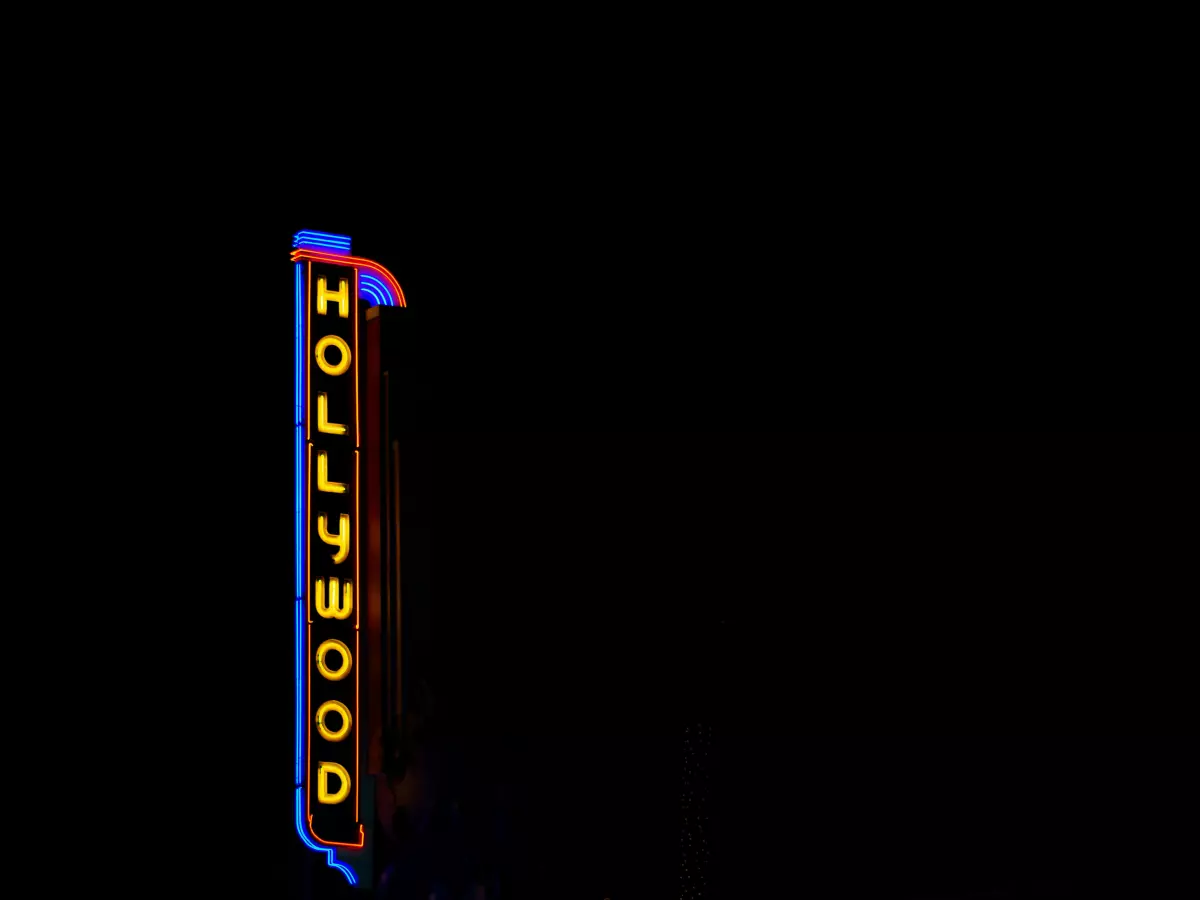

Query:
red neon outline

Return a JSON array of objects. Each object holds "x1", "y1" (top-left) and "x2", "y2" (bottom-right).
[
  {"x1": 304, "y1": 437, "x2": 310, "y2": 818},
  {"x1": 355, "y1": 629, "x2": 360, "y2": 821},
  {"x1": 304, "y1": 296, "x2": 362, "y2": 849},
  {"x1": 355, "y1": 450, "x2": 361, "y2": 822},
  {"x1": 355, "y1": 450, "x2": 361, "y2": 631},
  {"x1": 307, "y1": 615, "x2": 362, "y2": 848},
  {"x1": 354, "y1": 269, "x2": 360, "y2": 448},
  {"x1": 291, "y1": 249, "x2": 407, "y2": 308},
  {"x1": 308, "y1": 817, "x2": 366, "y2": 849}
]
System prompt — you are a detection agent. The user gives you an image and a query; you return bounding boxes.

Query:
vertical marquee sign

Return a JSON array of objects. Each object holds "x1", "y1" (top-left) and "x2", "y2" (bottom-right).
[{"x1": 293, "y1": 231, "x2": 405, "y2": 886}]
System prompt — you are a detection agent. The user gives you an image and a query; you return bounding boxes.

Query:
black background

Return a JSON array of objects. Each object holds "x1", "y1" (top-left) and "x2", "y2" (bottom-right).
[
  {"x1": 107, "y1": 199, "x2": 1194, "y2": 898},
  {"x1": 19, "y1": 78, "x2": 1196, "y2": 895}
]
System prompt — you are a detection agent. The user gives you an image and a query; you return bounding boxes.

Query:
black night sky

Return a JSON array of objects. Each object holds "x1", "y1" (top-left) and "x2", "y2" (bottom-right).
[{"x1": 31, "y1": 148, "x2": 1196, "y2": 900}]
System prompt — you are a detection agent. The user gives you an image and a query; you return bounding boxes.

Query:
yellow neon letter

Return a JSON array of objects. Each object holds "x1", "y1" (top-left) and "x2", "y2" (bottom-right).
[
  {"x1": 317, "y1": 513, "x2": 350, "y2": 564},
  {"x1": 316, "y1": 638, "x2": 352, "y2": 681},
  {"x1": 314, "y1": 576, "x2": 354, "y2": 620},
  {"x1": 317, "y1": 392, "x2": 347, "y2": 436},
  {"x1": 315, "y1": 335, "x2": 351, "y2": 376},
  {"x1": 317, "y1": 451, "x2": 348, "y2": 494},
  {"x1": 317, "y1": 277, "x2": 350, "y2": 318},
  {"x1": 317, "y1": 761, "x2": 351, "y2": 804},
  {"x1": 316, "y1": 699, "x2": 353, "y2": 742}
]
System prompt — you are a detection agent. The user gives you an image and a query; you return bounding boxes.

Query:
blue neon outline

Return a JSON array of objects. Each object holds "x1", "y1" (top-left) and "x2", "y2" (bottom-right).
[
  {"x1": 293, "y1": 230, "x2": 352, "y2": 255},
  {"x1": 293, "y1": 233, "x2": 351, "y2": 249},
  {"x1": 294, "y1": 256, "x2": 357, "y2": 887},
  {"x1": 294, "y1": 238, "x2": 351, "y2": 250},
  {"x1": 295, "y1": 232, "x2": 351, "y2": 243},
  {"x1": 295, "y1": 264, "x2": 303, "y2": 596},
  {"x1": 294, "y1": 244, "x2": 352, "y2": 255},
  {"x1": 359, "y1": 277, "x2": 383, "y2": 298},
  {"x1": 296, "y1": 230, "x2": 351, "y2": 242},
  {"x1": 359, "y1": 273, "x2": 389, "y2": 300},
  {"x1": 359, "y1": 283, "x2": 388, "y2": 307},
  {"x1": 359, "y1": 273, "x2": 394, "y2": 306}
]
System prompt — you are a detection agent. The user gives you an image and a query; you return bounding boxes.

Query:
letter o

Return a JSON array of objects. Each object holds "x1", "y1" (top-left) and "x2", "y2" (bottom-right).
[
  {"x1": 315, "y1": 638, "x2": 352, "y2": 681},
  {"x1": 315, "y1": 699, "x2": 352, "y2": 742},
  {"x1": 315, "y1": 335, "x2": 351, "y2": 376}
]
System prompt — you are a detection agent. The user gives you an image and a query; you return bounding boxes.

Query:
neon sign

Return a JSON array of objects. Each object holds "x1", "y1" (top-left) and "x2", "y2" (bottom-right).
[{"x1": 293, "y1": 230, "x2": 405, "y2": 886}]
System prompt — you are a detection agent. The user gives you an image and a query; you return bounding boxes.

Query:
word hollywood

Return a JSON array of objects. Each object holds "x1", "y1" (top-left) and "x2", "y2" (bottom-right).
[{"x1": 293, "y1": 230, "x2": 406, "y2": 886}]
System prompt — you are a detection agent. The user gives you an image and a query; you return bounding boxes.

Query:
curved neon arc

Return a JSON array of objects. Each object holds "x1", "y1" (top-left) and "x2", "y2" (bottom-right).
[
  {"x1": 359, "y1": 281, "x2": 389, "y2": 307},
  {"x1": 291, "y1": 248, "x2": 407, "y2": 308},
  {"x1": 360, "y1": 287, "x2": 388, "y2": 307},
  {"x1": 359, "y1": 273, "x2": 395, "y2": 306}
]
